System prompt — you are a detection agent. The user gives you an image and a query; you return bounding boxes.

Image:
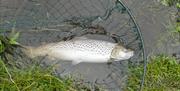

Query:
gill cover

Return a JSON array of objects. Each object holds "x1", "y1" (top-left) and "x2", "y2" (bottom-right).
[{"x1": 110, "y1": 44, "x2": 134, "y2": 60}]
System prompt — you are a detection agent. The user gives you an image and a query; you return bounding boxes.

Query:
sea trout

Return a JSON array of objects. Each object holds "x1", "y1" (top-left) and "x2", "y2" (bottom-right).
[{"x1": 23, "y1": 37, "x2": 134, "y2": 65}]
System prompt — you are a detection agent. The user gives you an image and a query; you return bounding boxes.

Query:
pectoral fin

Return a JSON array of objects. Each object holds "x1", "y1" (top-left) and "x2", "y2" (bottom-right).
[
  {"x1": 72, "y1": 60, "x2": 81, "y2": 65},
  {"x1": 107, "y1": 58, "x2": 114, "y2": 65}
]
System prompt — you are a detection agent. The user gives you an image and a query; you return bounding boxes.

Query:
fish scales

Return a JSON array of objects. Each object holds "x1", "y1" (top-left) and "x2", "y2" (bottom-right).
[
  {"x1": 48, "y1": 39, "x2": 116, "y2": 56},
  {"x1": 23, "y1": 38, "x2": 134, "y2": 64}
]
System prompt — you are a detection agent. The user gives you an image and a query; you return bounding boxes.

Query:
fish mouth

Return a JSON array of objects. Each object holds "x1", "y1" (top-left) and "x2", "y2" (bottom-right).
[
  {"x1": 129, "y1": 51, "x2": 134, "y2": 56},
  {"x1": 126, "y1": 51, "x2": 134, "y2": 59},
  {"x1": 120, "y1": 51, "x2": 134, "y2": 60},
  {"x1": 113, "y1": 54, "x2": 134, "y2": 61}
]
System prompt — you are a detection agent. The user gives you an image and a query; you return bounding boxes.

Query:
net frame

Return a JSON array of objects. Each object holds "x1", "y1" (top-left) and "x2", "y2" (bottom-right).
[{"x1": 0, "y1": 0, "x2": 147, "y2": 90}]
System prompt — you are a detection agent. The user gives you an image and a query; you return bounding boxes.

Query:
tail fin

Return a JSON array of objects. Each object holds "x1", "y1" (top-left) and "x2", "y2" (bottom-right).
[{"x1": 21, "y1": 45, "x2": 47, "y2": 58}]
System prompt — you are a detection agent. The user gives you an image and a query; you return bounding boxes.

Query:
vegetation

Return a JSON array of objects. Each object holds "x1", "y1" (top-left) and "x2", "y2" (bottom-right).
[
  {"x1": 158, "y1": 0, "x2": 180, "y2": 8},
  {"x1": 0, "y1": 31, "x2": 19, "y2": 57},
  {"x1": 0, "y1": 62, "x2": 76, "y2": 91},
  {"x1": 126, "y1": 55, "x2": 180, "y2": 91}
]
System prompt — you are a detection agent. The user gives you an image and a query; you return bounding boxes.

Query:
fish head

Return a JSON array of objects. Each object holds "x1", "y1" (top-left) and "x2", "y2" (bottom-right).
[{"x1": 111, "y1": 45, "x2": 134, "y2": 61}]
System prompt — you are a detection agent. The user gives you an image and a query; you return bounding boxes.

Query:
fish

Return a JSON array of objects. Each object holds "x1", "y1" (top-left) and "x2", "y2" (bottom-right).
[{"x1": 22, "y1": 37, "x2": 134, "y2": 65}]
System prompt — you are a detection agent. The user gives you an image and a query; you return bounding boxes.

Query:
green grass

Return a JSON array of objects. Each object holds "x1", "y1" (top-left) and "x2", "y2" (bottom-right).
[
  {"x1": 0, "y1": 59, "x2": 97, "y2": 91},
  {"x1": 158, "y1": 0, "x2": 180, "y2": 8},
  {"x1": 126, "y1": 55, "x2": 180, "y2": 91},
  {"x1": 0, "y1": 61, "x2": 77, "y2": 91}
]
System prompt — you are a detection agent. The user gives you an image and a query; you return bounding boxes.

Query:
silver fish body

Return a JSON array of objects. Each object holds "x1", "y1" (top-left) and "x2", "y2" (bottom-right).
[{"x1": 25, "y1": 38, "x2": 134, "y2": 64}]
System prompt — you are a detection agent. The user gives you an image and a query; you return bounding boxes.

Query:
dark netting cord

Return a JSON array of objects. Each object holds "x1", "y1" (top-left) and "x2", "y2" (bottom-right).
[{"x1": 0, "y1": 0, "x2": 147, "y2": 90}]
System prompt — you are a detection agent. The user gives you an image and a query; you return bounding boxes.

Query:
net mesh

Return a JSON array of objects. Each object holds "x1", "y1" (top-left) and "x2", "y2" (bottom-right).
[{"x1": 0, "y1": 0, "x2": 146, "y2": 90}]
